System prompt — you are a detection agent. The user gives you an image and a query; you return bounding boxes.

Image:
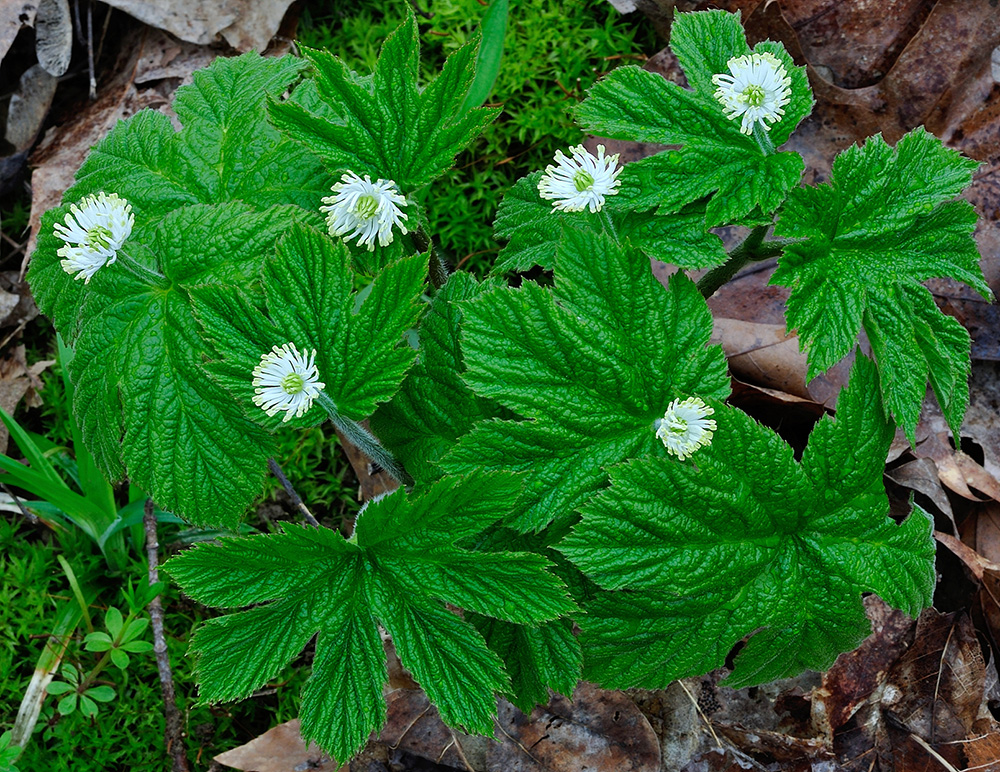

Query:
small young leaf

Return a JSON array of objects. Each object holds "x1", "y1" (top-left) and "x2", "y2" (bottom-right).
[
  {"x1": 44, "y1": 681, "x2": 75, "y2": 696},
  {"x1": 443, "y1": 227, "x2": 729, "y2": 531},
  {"x1": 85, "y1": 685, "x2": 116, "y2": 703},
  {"x1": 771, "y1": 128, "x2": 990, "y2": 439},
  {"x1": 110, "y1": 649, "x2": 130, "y2": 670},
  {"x1": 166, "y1": 471, "x2": 574, "y2": 763},
  {"x1": 120, "y1": 617, "x2": 149, "y2": 645},
  {"x1": 561, "y1": 356, "x2": 936, "y2": 689},
  {"x1": 83, "y1": 632, "x2": 113, "y2": 652},
  {"x1": 104, "y1": 606, "x2": 123, "y2": 639},
  {"x1": 57, "y1": 694, "x2": 78, "y2": 716},
  {"x1": 77, "y1": 695, "x2": 98, "y2": 718}
]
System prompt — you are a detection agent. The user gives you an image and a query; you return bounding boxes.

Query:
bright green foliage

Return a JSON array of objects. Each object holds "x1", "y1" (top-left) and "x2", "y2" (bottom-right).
[
  {"x1": 29, "y1": 54, "x2": 329, "y2": 336},
  {"x1": 58, "y1": 206, "x2": 296, "y2": 527},
  {"x1": 371, "y1": 271, "x2": 504, "y2": 483},
  {"x1": 26, "y1": 54, "x2": 332, "y2": 527},
  {"x1": 771, "y1": 129, "x2": 990, "y2": 439},
  {"x1": 460, "y1": 0, "x2": 508, "y2": 112},
  {"x1": 493, "y1": 171, "x2": 727, "y2": 272},
  {"x1": 560, "y1": 356, "x2": 936, "y2": 689},
  {"x1": 191, "y1": 224, "x2": 426, "y2": 428},
  {"x1": 0, "y1": 730, "x2": 19, "y2": 772},
  {"x1": 46, "y1": 663, "x2": 117, "y2": 718},
  {"x1": 297, "y1": 0, "x2": 657, "y2": 269},
  {"x1": 165, "y1": 472, "x2": 574, "y2": 762},
  {"x1": 442, "y1": 228, "x2": 730, "y2": 532},
  {"x1": 270, "y1": 12, "x2": 499, "y2": 194},
  {"x1": 471, "y1": 616, "x2": 580, "y2": 712},
  {"x1": 83, "y1": 606, "x2": 154, "y2": 671},
  {"x1": 575, "y1": 10, "x2": 811, "y2": 226}
]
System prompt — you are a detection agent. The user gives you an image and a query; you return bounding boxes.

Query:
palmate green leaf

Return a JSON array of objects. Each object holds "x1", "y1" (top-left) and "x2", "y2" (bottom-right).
[
  {"x1": 269, "y1": 12, "x2": 499, "y2": 192},
  {"x1": 575, "y1": 10, "x2": 811, "y2": 226},
  {"x1": 492, "y1": 171, "x2": 727, "y2": 273},
  {"x1": 560, "y1": 356, "x2": 936, "y2": 689},
  {"x1": 191, "y1": 223, "x2": 426, "y2": 430},
  {"x1": 28, "y1": 53, "x2": 329, "y2": 337},
  {"x1": 64, "y1": 204, "x2": 298, "y2": 525},
  {"x1": 371, "y1": 271, "x2": 505, "y2": 483},
  {"x1": 442, "y1": 228, "x2": 730, "y2": 532},
  {"x1": 771, "y1": 128, "x2": 991, "y2": 439},
  {"x1": 165, "y1": 471, "x2": 574, "y2": 763}
]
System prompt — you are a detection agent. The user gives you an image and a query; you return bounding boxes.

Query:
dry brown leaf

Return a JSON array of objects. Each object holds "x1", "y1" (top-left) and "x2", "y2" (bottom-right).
[
  {"x1": 888, "y1": 458, "x2": 956, "y2": 529},
  {"x1": 100, "y1": 0, "x2": 294, "y2": 51},
  {"x1": 0, "y1": 344, "x2": 51, "y2": 452},
  {"x1": 488, "y1": 682, "x2": 660, "y2": 772},
  {"x1": 0, "y1": 0, "x2": 37, "y2": 65},
  {"x1": 380, "y1": 690, "x2": 486, "y2": 771},
  {"x1": 213, "y1": 719, "x2": 344, "y2": 772},
  {"x1": 5, "y1": 63, "x2": 58, "y2": 152},
  {"x1": 34, "y1": 0, "x2": 71, "y2": 76}
]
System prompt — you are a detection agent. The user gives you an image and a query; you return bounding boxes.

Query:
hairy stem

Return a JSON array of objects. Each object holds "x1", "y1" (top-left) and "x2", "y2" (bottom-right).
[
  {"x1": 696, "y1": 226, "x2": 787, "y2": 298},
  {"x1": 267, "y1": 458, "x2": 321, "y2": 527},
  {"x1": 118, "y1": 249, "x2": 170, "y2": 289},
  {"x1": 316, "y1": 392, "x2": 413, "y2": 486},
  {"x1": 144, "y1": 500, "x2": 190, "y2": 772}
]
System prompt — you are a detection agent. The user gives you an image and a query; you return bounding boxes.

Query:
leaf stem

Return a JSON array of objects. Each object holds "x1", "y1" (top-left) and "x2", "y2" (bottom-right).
[
  {"x1": 696, "y1": 226, "x2": 787, "y2": 298},
  {"x1": 752, "y1": 123, "x2": 776, "y2": 156},
  {"x1": 413, "y1": 228, "x2": 450, "y2": 290},
  {"x1": 600, "y1": 209, "x2": 620, "y2": 244},
  {"x1": 315, "y1": 392, "x2": 413, "y2": 486},
  {"x1": 117, "y1": 250, "x2": 170, "y2": 289}
]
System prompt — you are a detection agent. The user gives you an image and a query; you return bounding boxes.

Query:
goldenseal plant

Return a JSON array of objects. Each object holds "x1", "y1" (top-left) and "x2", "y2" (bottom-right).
[{"x1": 25, "y1": 7, "x2": 987, "y2": 765}]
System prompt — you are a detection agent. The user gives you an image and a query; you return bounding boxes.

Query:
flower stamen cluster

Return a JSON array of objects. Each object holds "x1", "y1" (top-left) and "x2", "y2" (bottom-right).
[
  {"x1": 655, "y1": 397, "x2": 717, "y2": 460},
  {"x1": 321, "y1": 172, "x2": 408, "y2": 251},
  {"x1": 252, "y1": 343, "x2": 325, "y2": 422},
  {"x1": 538, "y1": 144, "x2": 622, "y2": 213},
  {"x1": 712, "y1": 52, "x2": 791, "y2": 135},
  {"x1": 54, "y1": 193, "x2": 134, "y2": 283}
]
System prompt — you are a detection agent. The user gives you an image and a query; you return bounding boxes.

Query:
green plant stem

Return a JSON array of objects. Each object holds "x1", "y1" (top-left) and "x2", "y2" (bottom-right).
[
  {"x1": 696, "y1": 227, "x2": 787, "y2": 299},
  {"x1": 752, "y1": 123, "x2": 775, "y2": 155},
  {"x1": 600, "y1": 209, "x2": 620, "y2": 244},
  {"x1": 117, "y1": 249, "x2": 170, "y2": 289},
  {"x1": 315, "y1": 392, "x2": 413, "y2": 486},
  {"x1": 413, "y1": 228, "x2": 450, "y2": 290}
]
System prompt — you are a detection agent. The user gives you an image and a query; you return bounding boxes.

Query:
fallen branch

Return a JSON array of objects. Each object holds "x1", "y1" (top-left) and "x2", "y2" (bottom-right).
[{"x1": 144, "y1": 499, "x2": 190, "y2": 772}]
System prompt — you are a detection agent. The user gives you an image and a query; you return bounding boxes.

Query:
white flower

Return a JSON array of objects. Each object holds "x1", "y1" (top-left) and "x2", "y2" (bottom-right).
[
  {"x1": 252, "y1": 343, "x2": 325, "y2": 422},
  {"x1": 321, "y1": 172, "x2": 408, "y2": 251},
  {"x1": 537, "y1": 144, "x2": 622, "y2": 213},
  {"x1": 711, "y1": 52, "x2": 792, "y2": 135},
  {"x1": 54, "y1": 192, "x2": 134, "y2": 283},
  {"x1": 655, "y1": 397, "x2": 717, "y2": 460}
]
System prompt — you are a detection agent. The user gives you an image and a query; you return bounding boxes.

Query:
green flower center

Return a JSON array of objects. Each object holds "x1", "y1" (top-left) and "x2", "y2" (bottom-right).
[
  {"x1": 281, "y1": 373, "x2": 306, "y2": 395},
  {"x1": 572, "y1": 170, "x2": 595, "y2": 192},
  {"x1": 85, "y1": 225, "x2": 114, "y2": 251},
  {"x1": 355, "y1": 195, "x2": 380, "y2": 220},
  {"x1": 741, "y1": 84, "x2": 766, "y2": 107}
]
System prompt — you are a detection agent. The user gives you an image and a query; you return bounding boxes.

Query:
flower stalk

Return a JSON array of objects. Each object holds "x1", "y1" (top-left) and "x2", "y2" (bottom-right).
[{"x1": 315, "y1": 392, "x2": 413, "y2": 486}]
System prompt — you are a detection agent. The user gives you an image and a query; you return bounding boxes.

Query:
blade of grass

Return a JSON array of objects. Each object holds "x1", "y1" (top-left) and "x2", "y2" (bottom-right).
[{"x1": 460, "y1": 0, "x2": 508, "y2": 112}]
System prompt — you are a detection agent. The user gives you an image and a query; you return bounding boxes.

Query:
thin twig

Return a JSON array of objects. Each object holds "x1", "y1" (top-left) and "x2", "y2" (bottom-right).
[
  {"x1": 1, "y1": 483, "x2": 38, "y2": 524},
  {"x1": 144, "y1": 499, "x2": 190, "y2": 772},
  {"x1": 86, "y1": 0, "x2": 96, "y2": 100},
  {"x1": 676, "y1": 678, "x2": 722, "y2": 748},
  {"x1": 267, "y1": 458, "x2": 321, "y2": 527}
]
